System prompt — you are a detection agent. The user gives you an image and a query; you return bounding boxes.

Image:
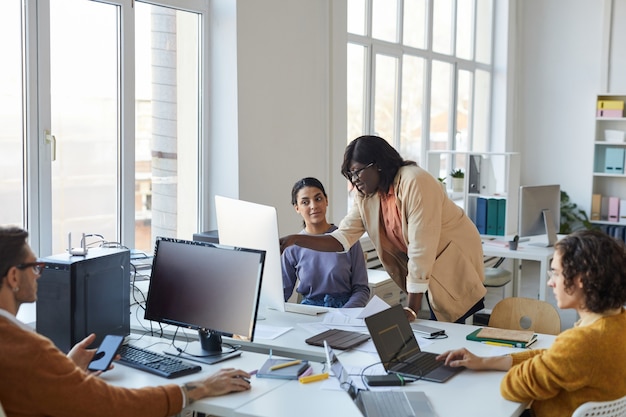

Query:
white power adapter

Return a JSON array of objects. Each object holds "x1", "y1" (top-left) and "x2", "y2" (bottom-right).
[{"x1": 68, "y1": 232, "x2": 88, "y2": 256}]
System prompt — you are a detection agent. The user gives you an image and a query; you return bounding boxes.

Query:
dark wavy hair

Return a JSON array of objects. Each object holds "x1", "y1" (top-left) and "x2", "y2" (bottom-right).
[
  {"x1": 290, "y1": 177, "x2": 327, "y2": 205},
  {"x1": 0, "y1": 226, "x2": 30, "y2": 279},
  {"x1": 340, "y1": 135, "x2": 416, "y2": 194},
  {"x1": 555, "y1": 229, "x2": 626, "y2": 313}
]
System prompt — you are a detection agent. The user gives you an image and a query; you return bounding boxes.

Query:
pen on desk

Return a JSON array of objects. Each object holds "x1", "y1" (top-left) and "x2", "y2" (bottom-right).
[
  {"x1": 270, "y1": 359, "x2": 302, "y2": 371},
  {"x1": 482, "y1": 341, "x2": 516, "y2": 348},
  {"x1": 299, "y1": 372, "x2": 329, "y2": 384}
]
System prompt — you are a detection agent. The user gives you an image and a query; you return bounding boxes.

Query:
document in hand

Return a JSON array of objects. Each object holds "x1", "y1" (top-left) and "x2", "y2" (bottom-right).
[
  {"x1": 256, "y1": 358, "x2": 310, "y2": 380},
  {"x1": 466, "y1": 327, "x2": 537, "y2": 348}
]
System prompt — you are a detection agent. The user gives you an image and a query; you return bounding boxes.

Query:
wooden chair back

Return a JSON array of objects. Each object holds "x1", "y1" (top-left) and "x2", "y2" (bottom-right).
[{"x1": 488, "y1": 297, "x2": 561, "y2": 335}]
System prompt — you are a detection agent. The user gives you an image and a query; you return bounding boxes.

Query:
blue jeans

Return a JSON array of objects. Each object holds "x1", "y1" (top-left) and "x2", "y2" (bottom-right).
[{"x1": 302, "y1": 293, "x2": 351, "y2": 308}]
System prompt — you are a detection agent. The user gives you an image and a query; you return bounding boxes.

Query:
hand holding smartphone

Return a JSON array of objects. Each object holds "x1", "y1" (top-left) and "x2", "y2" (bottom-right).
[{"x1": 88, "y1": 334, "x2": 124, "y2": 372}]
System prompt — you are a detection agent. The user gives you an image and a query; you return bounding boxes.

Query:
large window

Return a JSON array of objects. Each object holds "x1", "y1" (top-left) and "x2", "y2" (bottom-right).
[
  {"x1": 0, "y1": 0, "x2": 24, "y2": 226},
  {"x1": 347, "y1": 0, "x2": 494, "y2": 167},
  {"x1": 0, "y1": 0, "x2": 206, "y2": 256}
]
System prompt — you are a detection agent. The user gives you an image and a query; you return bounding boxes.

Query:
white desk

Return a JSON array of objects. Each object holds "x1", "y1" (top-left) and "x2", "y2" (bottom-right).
[
  {"x1": 334, "y1": 319, "x2": 554, "y2": 417},
  {"x1": 122, "y1": 309, "x2": 555, "y2": 417},
  {"x1": 102, "y1": 340, "x2": 292, "y2": 417},
  {"x1": 482, "y1": 236, "x2": 556, "y2": 301}
]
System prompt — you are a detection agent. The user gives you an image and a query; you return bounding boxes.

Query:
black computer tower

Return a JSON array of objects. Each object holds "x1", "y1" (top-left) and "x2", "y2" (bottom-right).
[{"x1": 37, "y1": 248, "x2": 130, "y2": 352}]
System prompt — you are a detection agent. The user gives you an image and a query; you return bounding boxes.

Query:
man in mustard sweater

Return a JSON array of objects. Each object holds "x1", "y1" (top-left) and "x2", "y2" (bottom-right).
[
  {"x1": 437, "y1": 229, "x2": 626, "y2": 417},
  {"x1": 0, "y1": 226, "x2": 251, "y2": 417}
]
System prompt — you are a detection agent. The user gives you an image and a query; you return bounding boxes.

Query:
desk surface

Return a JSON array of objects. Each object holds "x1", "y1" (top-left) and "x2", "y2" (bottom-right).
[
  {"x1": 482, "y1": 235, "x2": 557, "y2": 301},
  {"x1": 124, "y1": 302, "x2": 556, "y2": 417}
]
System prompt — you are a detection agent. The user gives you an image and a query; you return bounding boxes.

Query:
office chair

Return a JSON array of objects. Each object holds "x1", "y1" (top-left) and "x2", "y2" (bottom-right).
[
  {"x1": 488, "y1": 297, "x2": 561, "y2": 335},
  {"x1": 572, "y1": 394, "x2": 626, "y2": 417},
  {"x1": 483, "y1": 257, "x2": 512, "y2": 300}
]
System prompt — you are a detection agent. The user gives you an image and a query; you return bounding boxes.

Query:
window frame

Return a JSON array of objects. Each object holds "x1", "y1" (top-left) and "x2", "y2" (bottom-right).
[
  {"x1": 347, "y1": 0, "x2": 496, "y2": 166},
  {"x1": 18, "y1": 0, "x2": 209, "y2": 255}
]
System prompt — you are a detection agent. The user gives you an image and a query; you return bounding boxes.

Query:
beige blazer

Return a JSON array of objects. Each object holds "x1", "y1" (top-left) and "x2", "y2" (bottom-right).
[{"x1": 332, "y1": 165, "x2": 486, "y2": 322}]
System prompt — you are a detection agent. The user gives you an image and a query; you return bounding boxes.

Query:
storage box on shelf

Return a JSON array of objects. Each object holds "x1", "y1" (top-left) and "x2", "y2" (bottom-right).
[
  {"x1": 592, "y1": 94, "x2": 626, "y2": 239},
  {"x1": 426, "y1": 151, "x2": 520, "y2": 237}
]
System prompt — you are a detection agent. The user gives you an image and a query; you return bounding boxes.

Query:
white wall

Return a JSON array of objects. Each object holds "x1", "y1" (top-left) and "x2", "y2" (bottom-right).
[
  {"x1": 515, "y1": 0, "x2": 623, "y2": 216},
  {"x1": 208, "y1": 0, "x2": 347, "y2": 236}
]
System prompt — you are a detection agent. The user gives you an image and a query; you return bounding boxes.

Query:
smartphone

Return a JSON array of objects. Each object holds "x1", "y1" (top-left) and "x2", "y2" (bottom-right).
[
  {"x1": 88, "y1": 334, "x2": 124, "y2": 372},
  {"x1": 410, "y1": 323, "x2": 446, "y2": 338}
]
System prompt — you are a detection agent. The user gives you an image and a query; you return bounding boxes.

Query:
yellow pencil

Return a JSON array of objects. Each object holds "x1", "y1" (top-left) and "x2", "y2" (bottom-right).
[
  {"x1": 270, "y1": 359, "x2": 302, "y2": 371},
  {"x1": 482, "y1": 341, "x2": 515, "y2": 348},
  {"x1": 299, "y1": 372, "x2": 329, "y2": 384}
]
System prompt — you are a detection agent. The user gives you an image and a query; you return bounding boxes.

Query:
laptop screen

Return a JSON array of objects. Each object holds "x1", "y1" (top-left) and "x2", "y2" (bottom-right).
[
  {"x1": 366, "y1": 304, "x2": 422, "y2": 367},
  {"x1": 324, "y1": 340, "x2": 359, "y2": 399}
]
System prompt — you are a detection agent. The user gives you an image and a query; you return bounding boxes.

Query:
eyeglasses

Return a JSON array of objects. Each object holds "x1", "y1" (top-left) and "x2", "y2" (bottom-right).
[
  {"x1": 546, "y1": 269, "x2": 560, "y2": 279},
  {"x1": 15, "y1": 262, "x2": 46, "y2": 275},
  {"x1": 346, "y1": 162, "x2": 374, "y2": 182}
]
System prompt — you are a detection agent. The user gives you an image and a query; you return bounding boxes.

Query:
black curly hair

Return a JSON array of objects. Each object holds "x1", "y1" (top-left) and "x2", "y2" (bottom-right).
[{"x1": 555, "y1": 229, "x2": 626, "y2": 313}]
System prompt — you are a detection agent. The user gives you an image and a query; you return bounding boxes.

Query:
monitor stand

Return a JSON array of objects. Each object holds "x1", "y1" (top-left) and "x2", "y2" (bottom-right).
[
  {"x1": 529, "y1": 209, "x2": 558, "y2": 248},
  {"x1": 164, "y1": 329, "x2": 242, "y2": 365}
]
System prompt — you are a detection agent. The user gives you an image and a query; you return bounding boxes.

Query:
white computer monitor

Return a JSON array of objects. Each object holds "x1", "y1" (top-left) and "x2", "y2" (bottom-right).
[
  {"x1": 518, "y1": 184, "x2": 560, "y2": 247},
  {"x1": 215, "y1": 195, "x2": 285, "y2": 312}
]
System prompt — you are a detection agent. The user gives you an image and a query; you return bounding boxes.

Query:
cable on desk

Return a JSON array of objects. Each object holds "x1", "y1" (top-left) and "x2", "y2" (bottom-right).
[
  {"x1": 170, "y1": 327, "x2": 242, "y2": 358},
  {"x1": 358, "y1": 361, "x2": 425, "y2": 390}
]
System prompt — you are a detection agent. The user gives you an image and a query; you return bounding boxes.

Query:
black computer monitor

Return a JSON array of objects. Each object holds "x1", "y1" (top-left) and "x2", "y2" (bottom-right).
[
  {"x1": 518, "y1": 184, "x2": 560, "y2": 247},
  {"x1": 144, "y1": 237, "x2": 265, "y2": 364}
]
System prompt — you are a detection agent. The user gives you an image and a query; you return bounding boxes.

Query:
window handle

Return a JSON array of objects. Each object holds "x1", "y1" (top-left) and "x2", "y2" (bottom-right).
[{"x1": 45, "y1": 130, "x2": 56, "y2": 161}]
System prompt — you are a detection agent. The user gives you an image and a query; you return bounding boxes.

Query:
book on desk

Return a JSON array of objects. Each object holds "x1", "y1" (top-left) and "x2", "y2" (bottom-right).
[
  {"x1": 256, "y1": 358, "x2": 310, "y2": 380},
  {"x1": 466, "y1": 327, "x2": 537, "y2": 348}
]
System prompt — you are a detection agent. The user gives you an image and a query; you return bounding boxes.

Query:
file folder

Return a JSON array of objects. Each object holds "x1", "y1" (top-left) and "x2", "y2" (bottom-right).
[
  {"x1": 486, "y1": 199, "x2": 498, "y2": 235},
  {"x1": 475, "y1": 198, "x2": 488, "y2": 234}
]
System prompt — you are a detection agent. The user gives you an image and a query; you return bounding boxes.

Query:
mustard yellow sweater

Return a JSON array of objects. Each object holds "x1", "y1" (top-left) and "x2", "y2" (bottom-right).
[
  {"x1": 0, "y1": 313, "x2": 183, "y2": 417},
  {"x1": 501, "y1": 308, "x2": 626, "y2": 417}
]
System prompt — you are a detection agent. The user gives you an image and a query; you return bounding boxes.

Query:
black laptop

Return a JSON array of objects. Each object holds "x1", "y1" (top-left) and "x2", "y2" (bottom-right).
[{"x1": 364, "y1": 304, "x2": 463, "y2": 383}]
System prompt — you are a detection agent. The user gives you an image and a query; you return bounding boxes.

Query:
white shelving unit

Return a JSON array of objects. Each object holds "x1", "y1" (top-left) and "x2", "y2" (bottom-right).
[
  {"x1": 592, "y1": 94, "x2": 626, "y2": 226},
  {"x1": 427, "y1": 151, "x2": 520, "y2": 237}
]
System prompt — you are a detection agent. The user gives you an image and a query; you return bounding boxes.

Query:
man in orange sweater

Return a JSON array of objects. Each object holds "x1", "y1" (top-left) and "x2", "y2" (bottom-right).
[
  {"x1": 0, "y1": 226, "x2": 251, "y2": 417},
  {"x1": 437, "y1": 230, "x2": 626, "y2": 417}
]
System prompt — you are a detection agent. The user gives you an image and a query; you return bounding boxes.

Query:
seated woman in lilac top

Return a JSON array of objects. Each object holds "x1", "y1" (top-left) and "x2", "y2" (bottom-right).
[{"x1": 282, "y1": 177, "x2": 370, "y2": 308}]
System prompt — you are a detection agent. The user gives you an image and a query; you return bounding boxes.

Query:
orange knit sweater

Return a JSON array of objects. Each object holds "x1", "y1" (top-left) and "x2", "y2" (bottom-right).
[
  {"x1": 0, "y1": 314, "x2": 183, "y2": 417},
  {"x1": 501, "y1": 309, "x2": 626, "y2": 417}
]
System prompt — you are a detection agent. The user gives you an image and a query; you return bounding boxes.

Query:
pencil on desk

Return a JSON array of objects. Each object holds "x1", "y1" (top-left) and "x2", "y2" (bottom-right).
[
  {"x1": 270, "y1": 359, "x2": 302, "y2": 371},
  {"x1": 299, "y1": 372, "x2": 329, "y2": 384},
  {"x1": 482, "y1": 341, "x2": 516, "y2": 348}
]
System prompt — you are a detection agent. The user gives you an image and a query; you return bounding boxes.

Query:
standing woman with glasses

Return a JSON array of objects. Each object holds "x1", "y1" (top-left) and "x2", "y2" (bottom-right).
[
  {"x1": 282, "y1": 177, "x2": 370, "y2": 308},
  {"x1": 280, "y1": 135, "x2": 485, "y2": 323}
]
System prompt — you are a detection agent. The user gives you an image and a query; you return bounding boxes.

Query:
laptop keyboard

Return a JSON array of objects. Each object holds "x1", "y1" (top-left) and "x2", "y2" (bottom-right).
[
  {"x1": 359, "y1": 390, "x2": 415, "y2": 417},
  {"x1": 391, "y1": 352, "x2": 442, "y2": 378}
]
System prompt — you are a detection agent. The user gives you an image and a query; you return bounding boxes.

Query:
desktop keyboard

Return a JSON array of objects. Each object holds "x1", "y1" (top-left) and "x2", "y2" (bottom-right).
[{"x1": 118, "y1": 344, "x2": 202, "y2": 379}]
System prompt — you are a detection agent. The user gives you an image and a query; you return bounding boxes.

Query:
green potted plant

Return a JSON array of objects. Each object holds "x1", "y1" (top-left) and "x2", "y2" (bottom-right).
[
  {"x1": 560, "y1": 191, "x2": 594, "y2": 234},
  {"x1": 450, "y1": 169, "x2": 464, "y2": 192}
]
